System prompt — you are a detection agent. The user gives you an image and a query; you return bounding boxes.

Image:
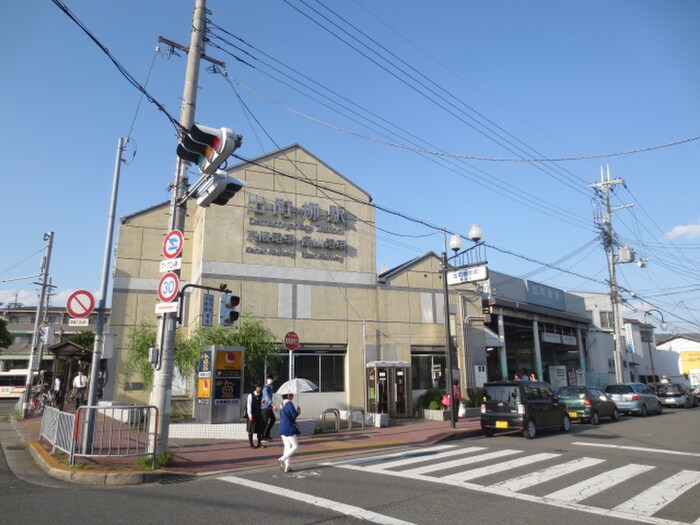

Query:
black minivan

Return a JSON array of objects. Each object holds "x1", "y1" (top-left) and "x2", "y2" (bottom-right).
[{"x1": 481, "y1": 381, "x2": 571, "y2": 439}]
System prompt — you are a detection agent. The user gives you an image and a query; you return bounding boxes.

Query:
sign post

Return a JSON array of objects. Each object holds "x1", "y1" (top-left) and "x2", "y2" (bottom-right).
[{"x1": 284, "y1": 331, "x2": 300, "y2": 380}]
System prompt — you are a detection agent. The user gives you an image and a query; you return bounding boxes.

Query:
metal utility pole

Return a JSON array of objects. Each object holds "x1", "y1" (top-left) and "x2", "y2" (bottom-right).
[
  {"x1": 83, "y1": 137, "x2": 127, "y2": 449},
  {"x1": 22, "y1": 231, "x2": 54, "y2": 418},
  {"x1": 591, "y1": 166, "x2": 632, "y2": 384},
  {"x1": 151, "y1": 0, "x2": 207, "y2": 455}
]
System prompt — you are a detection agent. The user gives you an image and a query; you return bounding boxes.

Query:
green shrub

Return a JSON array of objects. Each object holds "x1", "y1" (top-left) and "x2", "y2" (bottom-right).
[
  {"x1": 418, "y1": 388, "x2": 446, "y2": 409},
  {"x1": 464, "y1": 388, "x2": 485, "y2": 408}
]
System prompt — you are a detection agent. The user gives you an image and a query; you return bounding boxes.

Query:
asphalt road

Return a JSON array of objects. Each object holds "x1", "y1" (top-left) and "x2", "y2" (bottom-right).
[{"x1": 1, "y1": 401, "x2": 699, "y2": 525}]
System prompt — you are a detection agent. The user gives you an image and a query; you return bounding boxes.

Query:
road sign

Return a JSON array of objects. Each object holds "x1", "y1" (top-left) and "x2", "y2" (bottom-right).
[
  {"x1": 202, "y1": 294, "x2": 214, "y2": 327},
  {"x1": 66, "y1": 289, "x2": 95, "y2": 318},
  {"x1": 68, "y1": 318, "x2": 89, "y2": 327},
  {"x1": 284, "y1": 331, "x2": 300, "y2": 351},
  {"x1": 155, "y1": 301, "x2": 179, "y2": 313},
  {"x1": 447, "y1": 264, "x2": 489, "y2": 286},
  {"x1": 159, "y1": 257, "x2": 182, "y2": 273},
  {"x1": 163, "y1": 230, "x2": 184, "y2": 259},
  {"x1": 158, "y1": 272, "x2": 180, "y2": 303}
]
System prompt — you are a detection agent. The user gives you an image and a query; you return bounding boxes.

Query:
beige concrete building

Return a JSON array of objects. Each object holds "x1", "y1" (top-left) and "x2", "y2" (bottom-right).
[{"x1": 110, "y1": 145, "x2": 486, "y2": 418}]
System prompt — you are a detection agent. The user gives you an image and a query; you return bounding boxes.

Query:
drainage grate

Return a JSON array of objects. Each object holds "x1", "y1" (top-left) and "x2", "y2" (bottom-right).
[
  {"x1": 158, "y1": 476, "x2": 195, "y2": 485},
  {"x1": 5, "y1": 445, "x2": 25, "y2": 451}
]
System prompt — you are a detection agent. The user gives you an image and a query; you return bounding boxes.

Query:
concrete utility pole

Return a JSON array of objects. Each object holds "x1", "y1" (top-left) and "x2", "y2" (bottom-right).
[
  {"x1": 151, "y1": 0, "x2": 207, "y2": 455},
  {"x1": 22, "y1": 231, "x2": 54, "y2": 418},
  {"x1": 591, "y1": 166, "x2": 632, "y2": 384}
]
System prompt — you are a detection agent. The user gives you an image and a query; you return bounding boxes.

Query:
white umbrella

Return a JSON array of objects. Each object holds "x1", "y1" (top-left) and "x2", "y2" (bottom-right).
[{"x1": 276, "y1": 377, "x2": 318, "y2": 395}]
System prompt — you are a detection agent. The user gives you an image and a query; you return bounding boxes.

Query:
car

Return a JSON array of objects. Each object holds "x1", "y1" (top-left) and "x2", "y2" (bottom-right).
[
  {"x1": 604, "y1": 383, "x2": 663, "y2": 417},
  {"x1": 481, "y1": 380, "x2": 571, "y2": 439},
  {"x1": 655, "y1": 383, "x2": 696, "y2": 408},
  {"x1": 557, "y1": 385, "x2": 619, "y2": 425}
]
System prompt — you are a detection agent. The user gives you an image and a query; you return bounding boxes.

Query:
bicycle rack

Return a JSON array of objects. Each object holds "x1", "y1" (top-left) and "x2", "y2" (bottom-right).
[{"x1": 319, "y1": 408, "x2": 340, "y2": 432}]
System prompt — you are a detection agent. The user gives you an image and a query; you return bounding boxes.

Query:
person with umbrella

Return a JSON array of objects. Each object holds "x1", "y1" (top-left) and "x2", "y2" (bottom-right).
[{"x1": 278, "y1": 392, "x2": 300, "y2": 472}]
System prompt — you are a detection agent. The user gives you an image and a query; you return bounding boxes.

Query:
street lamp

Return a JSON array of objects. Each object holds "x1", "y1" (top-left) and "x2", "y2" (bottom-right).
[
  {"x1": 442, "y1": 224, "x2": 487, "y2": 429},
  {"x1": 643, "y1": 309, "x2": 667, "y2": 385}
]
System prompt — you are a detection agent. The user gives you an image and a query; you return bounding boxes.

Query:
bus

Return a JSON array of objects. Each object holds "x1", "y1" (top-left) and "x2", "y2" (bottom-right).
[{"x1": 0, "y1": 369, "x2": 32, "y2": 399}]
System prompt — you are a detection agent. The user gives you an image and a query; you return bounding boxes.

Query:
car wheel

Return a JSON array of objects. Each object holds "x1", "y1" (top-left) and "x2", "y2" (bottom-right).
[
  {"x1": 484, "y1": 429, "x2": 495, "y2": 438},
  {"x1": 561, "y1": 414, "x2": 571, "y2": 432},
  {"x1": 657, "y1": 403, "x2": 663, "y2": 415},
  {"x1": 640, "y1": 404, "x2": 648, "y2": 417},
  {"x1": 611, "y1": 408, "x2": 619, "y2": 421},
  {"x1": 686, "y1": 398, "x2": 692, "y2": 409},
  {"x1": 590, "y1": 411, "x2": 600, "y2": 425},
  {"x1": 523, "y1": 419, "x2": 537, "y2": 439}
]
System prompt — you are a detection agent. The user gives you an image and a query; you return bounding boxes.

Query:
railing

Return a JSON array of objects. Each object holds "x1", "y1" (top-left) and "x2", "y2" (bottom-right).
[
  {"x1": 41, "y1": 405, "x2": 158, "y2": 467},
  {"x1": 318, "y1": 408, "x2": 366, "y2": 433},
  {"x1": 319, "y1": 408, "x2": 340, "y2": 432},
  {"x1": 346, "y1": 407, "x2": 366, "y2": 430}
]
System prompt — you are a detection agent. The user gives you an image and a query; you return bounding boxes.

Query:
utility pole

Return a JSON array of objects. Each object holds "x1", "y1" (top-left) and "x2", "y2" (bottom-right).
[
  {"x1": 150, "y1": 0, "x2": 207, "y2": 455},
  {"x1": 591, "y1": 166, "x2": 632, "y2": 384},
  {"x1": 22, "y1": 231, "x2": 54, "y2": 418}
]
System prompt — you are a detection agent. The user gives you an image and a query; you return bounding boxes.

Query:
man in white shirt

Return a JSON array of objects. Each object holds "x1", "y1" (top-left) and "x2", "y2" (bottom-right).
[{"x1": 72, "y1": 370, "x2": 88, "y2": 410}]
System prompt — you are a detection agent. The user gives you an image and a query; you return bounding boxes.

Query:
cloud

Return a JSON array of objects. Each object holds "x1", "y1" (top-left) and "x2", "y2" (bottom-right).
[{"x1": 665, "y1": 223, "x2": 700, "y2": 240}]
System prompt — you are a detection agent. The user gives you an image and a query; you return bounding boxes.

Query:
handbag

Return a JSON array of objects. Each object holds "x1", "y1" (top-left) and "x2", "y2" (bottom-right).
[
  {"x1": 441, "y1": 394, "x2": 451, "y2": 407},
  {"x1": 458, "y1": 403, "x2": 466, "y2": 418},
  {"x1": 293, "y1": 422, "x2": 301, "y2": 435}
]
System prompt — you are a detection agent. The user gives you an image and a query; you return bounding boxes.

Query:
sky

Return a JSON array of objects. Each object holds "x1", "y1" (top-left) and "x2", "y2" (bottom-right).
[{"x1": 2, "y1": 1, "x2": 700, "y2": 332}]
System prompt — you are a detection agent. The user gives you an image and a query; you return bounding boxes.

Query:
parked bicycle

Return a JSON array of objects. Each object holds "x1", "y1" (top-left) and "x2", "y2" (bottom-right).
[{"x1": 28, "y1": 384, "x2": 54, "y2": 416}]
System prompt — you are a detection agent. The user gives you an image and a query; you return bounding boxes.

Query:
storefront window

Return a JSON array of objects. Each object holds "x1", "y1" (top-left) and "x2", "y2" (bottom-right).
[
  {"x1": 271, "y1": 350, "x2": 345, "y2": 392},
  {"x1": 411, "y1": 352, "x2": 446, "y2": 390}
]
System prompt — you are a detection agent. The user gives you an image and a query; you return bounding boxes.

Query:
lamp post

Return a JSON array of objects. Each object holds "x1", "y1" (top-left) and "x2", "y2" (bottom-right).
[
  {"x1": 442, "y1": 224, "x2": 486, "y2": 429},
  {"x1": 643, "y1": 309, "x2": 667, "y2": 386}
]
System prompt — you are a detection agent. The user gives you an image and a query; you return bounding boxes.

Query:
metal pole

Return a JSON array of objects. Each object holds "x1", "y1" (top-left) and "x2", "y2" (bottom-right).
[
  {"x1": 442, "y1": 249, "x2": 456, "y2": 429},
  {"x1": 22, "y1": 231, "x2": 54, "y2": 418},
  {"x1": 151, "y1": 0, "x2": 207, "y2": 455},
  {"x1": 84, "y1": 137, "x2": 126, "y2": 449}
]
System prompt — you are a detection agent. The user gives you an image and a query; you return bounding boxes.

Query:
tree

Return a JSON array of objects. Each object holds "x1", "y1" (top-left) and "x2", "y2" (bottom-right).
[
  {"x1": 0, "y1": 318, "x2": 11, "y2": 349},
  {"x1": 68, "y1": 330, "x2": 95, "y2": 349},
  {"x1": 125, "y1": 314, "x2": 279, "y2": 392}
]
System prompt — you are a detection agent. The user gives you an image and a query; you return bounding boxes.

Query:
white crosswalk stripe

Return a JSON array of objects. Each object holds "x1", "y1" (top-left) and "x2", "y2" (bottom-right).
[
  {"x1": 492, "y1": 456, "x2": 605, "y2": 492},
  {"x1": 327, "y1": 445, "x2": 700, "y2": 525},
  {"x1": 545, "y1": 463, "x2": 656, "y2": 503},
  {"x1": 613, "y1": 470, "x2": 700, "y2": 516}
]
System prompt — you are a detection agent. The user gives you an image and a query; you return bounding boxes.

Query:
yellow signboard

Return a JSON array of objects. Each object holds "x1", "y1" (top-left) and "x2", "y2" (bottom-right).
[
  {"x1": 216, "y1": 349, "x2": 242, "y2": 371},
  {"x1": 680, "y1": 352, "x2": 700, "y2": 374},
  {"x1": 197, "y1": 378, "x2": 211, "y2": 399}
]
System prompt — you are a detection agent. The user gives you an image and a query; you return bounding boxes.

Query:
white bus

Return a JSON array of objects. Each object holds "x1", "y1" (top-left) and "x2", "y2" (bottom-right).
[{"x1": 0, "y1": 369, "x2": 31, "y2": 399}]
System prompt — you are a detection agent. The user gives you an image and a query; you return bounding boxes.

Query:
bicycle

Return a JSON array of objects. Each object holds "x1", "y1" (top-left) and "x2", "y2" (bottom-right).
[{"x1": 28, "y1": 384, "x2": 51, "y2": 416}]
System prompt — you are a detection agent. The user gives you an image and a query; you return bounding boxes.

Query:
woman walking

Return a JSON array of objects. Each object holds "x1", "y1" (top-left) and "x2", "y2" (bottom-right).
[{"x1": 278, "y1": 393, "x2": 300, "y2": 473}]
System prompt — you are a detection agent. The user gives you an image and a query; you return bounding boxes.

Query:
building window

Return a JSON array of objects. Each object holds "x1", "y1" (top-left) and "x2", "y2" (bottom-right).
[
  {"x1": 599, "y1": 311, "x2": 614, "y2": 329},
  {"x1": 272, "y1": 349, "x2": 345, "y2": 393},
  {"x1": 411, "y1": 349, "x2": 446, "y2": 390},
  {"x1": 608, "y1": 359, "x2": 615, "y2": 370}
]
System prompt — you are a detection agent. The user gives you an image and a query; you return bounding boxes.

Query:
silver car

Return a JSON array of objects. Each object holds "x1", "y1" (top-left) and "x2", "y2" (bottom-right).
[{"x1": 604, "y1": 383, "x2": 663, "y2": 417}]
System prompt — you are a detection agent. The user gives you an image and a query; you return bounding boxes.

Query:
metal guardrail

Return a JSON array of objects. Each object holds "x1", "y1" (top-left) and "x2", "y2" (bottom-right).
[
  {"x1": 319, "y1": 408, "x2": 340, "y2": 432},
  {"x1": 346, "y1": 407, "x2": 366, "y2": 430},
  {"x1": 41, "y1": 405, "x2": 158, "y2": 467}
]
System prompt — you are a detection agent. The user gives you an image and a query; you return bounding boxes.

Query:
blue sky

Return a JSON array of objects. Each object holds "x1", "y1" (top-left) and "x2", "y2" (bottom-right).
[{"x1": 2, "y1": 1, "x2": 700, "y2": 332}]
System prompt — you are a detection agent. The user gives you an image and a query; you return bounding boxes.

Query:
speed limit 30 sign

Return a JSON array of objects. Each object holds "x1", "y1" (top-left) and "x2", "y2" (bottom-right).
[{"x1": 158, "y1": 272, "x2": 180, "y2": 303}]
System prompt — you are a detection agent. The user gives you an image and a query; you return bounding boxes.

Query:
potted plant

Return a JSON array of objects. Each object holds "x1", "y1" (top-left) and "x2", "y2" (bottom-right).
[{"x1": 417, "y1": 388, "x2": 449, "y2": 420}]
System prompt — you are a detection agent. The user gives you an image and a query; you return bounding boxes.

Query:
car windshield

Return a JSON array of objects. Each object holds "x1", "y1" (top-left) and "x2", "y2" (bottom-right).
[
  {"x1": 657, "y1": 384, "x2": 682, "y2": 394},
  {"x1": 484, "y1": 385, "x2": 520, "y2": 403},
  {"x1": 558, "y1": 387, "x2": 585, "y2": 399},
  {"x1": 605, "y1": 385, "x2": 632, "y2": 394}
]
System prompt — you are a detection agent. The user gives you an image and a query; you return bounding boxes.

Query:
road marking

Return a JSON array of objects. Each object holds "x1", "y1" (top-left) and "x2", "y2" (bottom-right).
[
  {"x1": 614, "y1": 470, "x2": 700, "y2": 516},
  {"x1": 374, "y1": 446, "x2": 487, "y2": 471},
  {"x1": 401, "y1": 449, "x2": 521, "y2": 476},
  {"x1": 545, "y1": 463, "x2": 655, "y2": 503},
  {"x1": 219, "y1": 475, "x2": 417, "y2": 525},
  {"x1": 572, "y1": 441, "x2": 700, "y2": 458},
  {"x1": 442, "y1": 452, "x2": 560, "y2": 482},
  {"x1": 492, "y1": 457, "x2": 605, "y2": 492},
  {"x1": 323, "y1": 444, "x2": 456, "y2": 467}
]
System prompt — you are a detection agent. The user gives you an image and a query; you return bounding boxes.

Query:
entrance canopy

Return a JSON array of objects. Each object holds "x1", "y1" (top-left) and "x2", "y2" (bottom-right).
[{"x1": 366, "y1": 360, "x2": 411, "y2": 368}]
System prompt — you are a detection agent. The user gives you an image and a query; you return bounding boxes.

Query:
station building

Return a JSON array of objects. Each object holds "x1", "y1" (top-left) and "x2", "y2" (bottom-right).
[{"x1": 108, "y1": 145, "x2": 592, "y2": 418}]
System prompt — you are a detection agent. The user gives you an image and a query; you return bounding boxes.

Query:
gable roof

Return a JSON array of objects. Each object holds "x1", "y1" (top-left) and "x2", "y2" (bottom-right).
[
  {"x1": 378, "y1": 252, "x2": 440, "y2": 282},
  {"x1": 656, "y1": 333, "x2": 700, "y2": 346}
]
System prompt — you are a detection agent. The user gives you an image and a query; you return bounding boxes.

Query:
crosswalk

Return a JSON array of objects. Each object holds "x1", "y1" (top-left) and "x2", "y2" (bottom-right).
[{"x1": 326, "y1": 444, "x2": 700, "y2": 525}]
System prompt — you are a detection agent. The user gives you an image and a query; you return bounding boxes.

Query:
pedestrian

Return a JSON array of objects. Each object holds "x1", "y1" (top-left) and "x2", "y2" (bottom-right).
[
  {"x1": 246, "y1": 382, "x2": 265, "y2": 449},
  {"x1": 53, "y1": 375, "x2": 63, "y2": 410},
  {"x1": 451, "y1": 379, "x2": 462, "y2": 421},
  {"x1": 278, "y1": 393, "x2": 300, "y2": 473},
  {"x1": 72, "y1": 370, "x2": 88, "y2": 410},
  {"x1": 261, "y1": 374, "x2": 276, "y2": 441}
]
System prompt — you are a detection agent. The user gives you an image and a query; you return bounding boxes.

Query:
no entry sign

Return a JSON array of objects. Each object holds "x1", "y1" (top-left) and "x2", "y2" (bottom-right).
[
  {"x1": 158, "y1": 272, "x2": 180, "y2": 303},
  {"x1": 284, "y1": 331, "x2": 300, "y2": 351},
  {"x1": 163, "y1": 230, "x2": 184, "y2": 259},
  {"x1": 66, "y1": 290, "x2": 96, "y2": 318}
]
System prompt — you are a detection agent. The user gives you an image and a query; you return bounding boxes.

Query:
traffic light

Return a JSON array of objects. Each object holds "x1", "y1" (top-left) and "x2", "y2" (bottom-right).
[
  {"x1": 196, "y1": 170, "x2": 246, "y2": 207},
  {"x1": 176, "y1": 124, "x2": 243, "y2": 175},
  {"x1": 219, "y1": 293, "x2": 240, "y2": 326}
]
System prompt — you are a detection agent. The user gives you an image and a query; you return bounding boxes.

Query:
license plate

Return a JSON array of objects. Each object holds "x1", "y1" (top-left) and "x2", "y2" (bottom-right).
[
  {"x1": 495, "y1": 421, "x2": 508, "y2": 429},
  {"x1": 568, "y1": 411, "x2": 578, "y2": 418}
]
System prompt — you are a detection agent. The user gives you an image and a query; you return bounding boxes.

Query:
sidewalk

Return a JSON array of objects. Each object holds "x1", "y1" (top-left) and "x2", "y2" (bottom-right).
[{"x1": 9, "y1": 413, "x2": 482, "y2": 485}]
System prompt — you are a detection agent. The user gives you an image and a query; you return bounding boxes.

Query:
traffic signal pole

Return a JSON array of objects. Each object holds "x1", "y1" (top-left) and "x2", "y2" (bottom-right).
[{"x1": 151, "y1": 0, "x2": 207, "y2": 455}]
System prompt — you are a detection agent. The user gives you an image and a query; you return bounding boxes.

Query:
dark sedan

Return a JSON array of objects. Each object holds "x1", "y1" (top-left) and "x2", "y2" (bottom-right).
[{"x1": 557, "y1": 385, "x2": 619, "y2": 425}]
